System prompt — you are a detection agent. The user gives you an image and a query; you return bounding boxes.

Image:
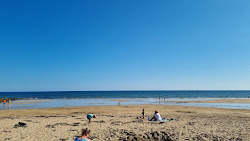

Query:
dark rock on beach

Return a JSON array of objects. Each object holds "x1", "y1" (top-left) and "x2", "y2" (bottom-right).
[
  {"x1": 116, "y1": 129, "x2": 174, "y2": 141},
  {"x1": 14, "y1": 122, "x2": 27, "y2": 128}
]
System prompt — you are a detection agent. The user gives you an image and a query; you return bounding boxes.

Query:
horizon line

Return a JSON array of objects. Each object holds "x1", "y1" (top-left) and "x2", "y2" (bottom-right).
[{"x1": 1, "y1": 90, "x2": 250, "y2": 92}]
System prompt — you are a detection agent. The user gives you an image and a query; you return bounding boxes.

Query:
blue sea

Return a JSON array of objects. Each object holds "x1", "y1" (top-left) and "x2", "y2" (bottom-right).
[
  {"x1": 1, "y1": 90, "x2": 250, "y2": 99},
  {"x1": 1, "y1": 91, "x2": 250, "y2": 110}
]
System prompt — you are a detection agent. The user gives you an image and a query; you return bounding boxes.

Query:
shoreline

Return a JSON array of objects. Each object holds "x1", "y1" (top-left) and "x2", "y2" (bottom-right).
[
  {"x1": 167, "y1": 98, "x2": 250, "y2": 103},
  {"x1": 2, "y1": 98, "x2": 250, "y2": 110},
  {"x1": 1, "y1": 104, "x2": 250, "y2": 117},
  {"x1": 12, "y1": 99, "x2": 53, "y2": 104}
]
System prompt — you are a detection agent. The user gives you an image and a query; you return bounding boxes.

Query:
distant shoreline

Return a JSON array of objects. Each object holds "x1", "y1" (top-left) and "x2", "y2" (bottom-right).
[{"x1": 167, "y1": 98, "x2": 250, "y2": 103}]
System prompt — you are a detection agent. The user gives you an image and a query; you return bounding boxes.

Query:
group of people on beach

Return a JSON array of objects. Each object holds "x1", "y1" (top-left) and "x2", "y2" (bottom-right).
[
  {"x1": 75, "y1": 110, "x2": 164, "y2": 141},
  {"x1": 140, "y1": 109, "x2": 163, "y2": 121},
  {"x1": 2, "y1": 99, "x2": 11, "y2": 110}
]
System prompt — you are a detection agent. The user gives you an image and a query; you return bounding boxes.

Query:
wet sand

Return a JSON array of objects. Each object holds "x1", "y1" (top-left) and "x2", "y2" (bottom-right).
[
  {"x1": 12, "y1": 99, "x2": 53, "y2": 104},
  {"x1": 168, "y1": 98, "x2": 250, "y2": 103},
  {"x1": 109, "y1": 99, "x2": 129, "y2": 102},
  {"x1": 1, "y1": 105, "x2": 250, "y2": 141}
]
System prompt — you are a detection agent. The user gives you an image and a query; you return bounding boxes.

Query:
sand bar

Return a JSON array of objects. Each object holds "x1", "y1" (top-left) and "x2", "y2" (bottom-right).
[
  {"x1": 109, "y1": 99, "x2": 129, "y2": 102},
  {"x1": 168, "y1": 98, "x2": 250, "y2": 103},
  {"x1": 12, "y1": 99, "x2": 53, "y2": 104}
]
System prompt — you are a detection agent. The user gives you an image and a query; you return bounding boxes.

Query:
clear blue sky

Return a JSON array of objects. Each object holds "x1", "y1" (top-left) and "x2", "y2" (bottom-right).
[{"x1": 1, "y1": 0, "x2": 250, "y2": 91}]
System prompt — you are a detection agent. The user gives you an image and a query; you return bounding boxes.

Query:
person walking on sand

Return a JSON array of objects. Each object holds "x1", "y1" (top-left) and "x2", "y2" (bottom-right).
[
  {"x1": 87, "y1": 114, "x2": 96, "y2": 123},
  {"x1": 75, "y1": 128, "x2": 91, "y2": 141}
]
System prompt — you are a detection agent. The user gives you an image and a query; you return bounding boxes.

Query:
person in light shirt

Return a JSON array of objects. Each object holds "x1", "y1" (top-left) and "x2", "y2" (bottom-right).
[
  {"x1": 150, "y1": 111, "x2": 162, "y2": 121},
  {"x1": 8, "y1": 100, "x2": 11, "y2": 109}
]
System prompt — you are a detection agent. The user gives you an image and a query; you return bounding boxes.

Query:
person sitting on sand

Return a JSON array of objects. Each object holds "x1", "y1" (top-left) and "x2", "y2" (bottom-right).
[
  {"x1": 75, "y1": 128, "x2": 91, "y2": 141},
  {"x1": 87, "y1": 114, "x2": 96, "y2": 123},
  {"x1": 150, "y1": 111, "x2": 162, "y2": 121}
]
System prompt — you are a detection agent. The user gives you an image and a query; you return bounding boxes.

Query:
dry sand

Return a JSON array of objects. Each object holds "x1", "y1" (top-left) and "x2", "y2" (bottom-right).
[{"x1": 1, "y1": 104, "x2": 250, "y2": 141}]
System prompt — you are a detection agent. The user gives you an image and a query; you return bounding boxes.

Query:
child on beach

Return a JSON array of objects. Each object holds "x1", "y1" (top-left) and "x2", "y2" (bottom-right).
[
  {"x1": 75, "y1": 128, "x2": 91, "y2": 141},
  {"x1": 3, "y1": 99, "x2": 6, "y2": 110},
  {"x1": 142, "y1": 109, "x2": 144, "y2": 119},
  {"x1": 87, "y1": 114, "x2": 96, "y2": 123}
]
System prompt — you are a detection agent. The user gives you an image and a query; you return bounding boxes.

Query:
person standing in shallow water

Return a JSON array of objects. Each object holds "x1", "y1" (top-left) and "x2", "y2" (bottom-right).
[
  {"x1": 8, "y1": 100, "x2": 11, "y2": 109},
  {"x1": 3, "y1": 99, "x2": 6, "y2": 110},
  {"x1": 75, "y1": 128, "x2": 91, "y2": 141}
]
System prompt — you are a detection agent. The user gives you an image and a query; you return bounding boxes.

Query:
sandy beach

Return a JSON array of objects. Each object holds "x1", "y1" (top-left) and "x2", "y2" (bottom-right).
[{"x1": 1, "y1": 104, "x2": 250, "y2": 141}]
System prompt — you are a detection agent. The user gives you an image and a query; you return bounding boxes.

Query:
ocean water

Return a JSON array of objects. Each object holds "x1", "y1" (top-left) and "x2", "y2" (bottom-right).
[
  {"x1": 1, "y1": 91, "x2": 250, "y2": 110},
  {"x1": 5, "y1": 98, "x2": 250, "y2": 110},
  {"x1": 1, "y1": 90, "x2": 250, "y2": 99}
]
